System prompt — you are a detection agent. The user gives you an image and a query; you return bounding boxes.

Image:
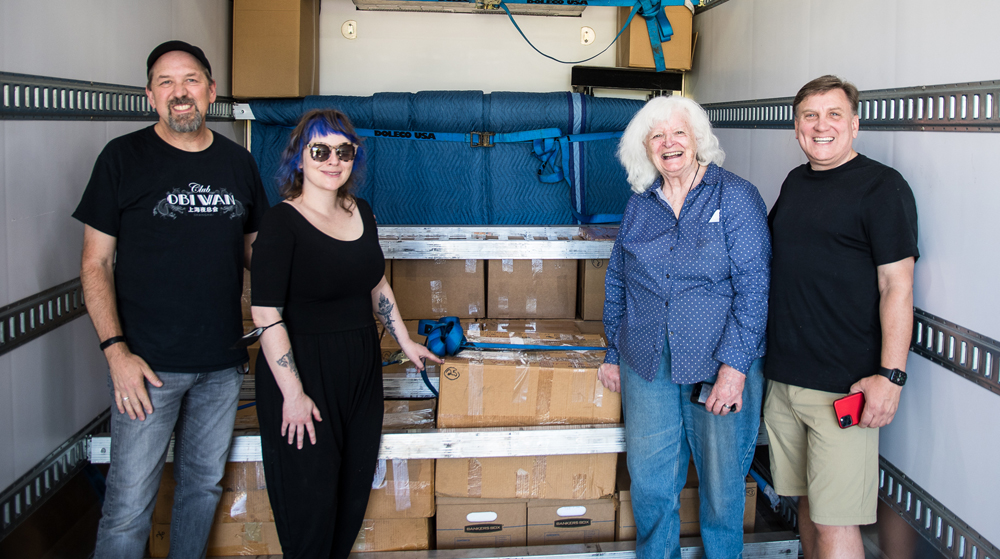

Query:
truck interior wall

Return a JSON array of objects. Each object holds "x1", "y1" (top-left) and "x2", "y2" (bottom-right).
[
  {"x1": 318, "y1": 0, "x2": 622, "y2": 95},
  {"x1": 688, "y1": 0, "x2": 1000, "y2": 544},
  {"x1": 0, "y1": 0, "x2": 239, "y2": 492}
]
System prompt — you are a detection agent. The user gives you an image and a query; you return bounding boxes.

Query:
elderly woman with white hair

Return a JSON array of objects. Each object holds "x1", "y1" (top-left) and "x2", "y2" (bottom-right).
[{"x1": 599, "y1": 96, "x2": 771, "y2": 559}]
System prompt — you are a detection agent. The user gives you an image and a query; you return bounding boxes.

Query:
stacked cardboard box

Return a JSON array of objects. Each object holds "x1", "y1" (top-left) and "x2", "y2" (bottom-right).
[
  {"x1": 435, "y1": 322, "x2": 620, "y2": 548},
  {"x1": 232, "y1": 0, "x2": 320, "y2": 99},
  {"x1": 353, "y1": 400, "x2": 436, "y2": 552},
  {"x1": 487, "y1": 259, "x2": 578, "y2": 319},
  {"x1": 150, "y1": 401, "x2": 435, "y2": 556},
  {"x1": 577, "y1": 259, "x2": 609, "y2": 321},
  {"x1": 615, "y1": 455, "x2": 757, "y2": 541},
  {"x1": 392, "y1": 259, "x2": 486, "y2": 320}
]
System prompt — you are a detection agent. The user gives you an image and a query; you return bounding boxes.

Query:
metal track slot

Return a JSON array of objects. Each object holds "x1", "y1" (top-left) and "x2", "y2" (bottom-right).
[
  {"x1": 879, "y1": 457, "x2": 999, "y2": 559},
  {"x1": 0, "y1": 71, "x2": 233, "y2": 121},
  {"x1": 911, "y1": 308, "x2": 1000, "y2": 397},
  {"x1": 0, "y1": 410, "x2": 110, "y2": 540},
  {"x1": 0, "y1": 278, "x2": 87, "y2": 356},
  {"x1": 704, "y1": 81, "x2": 1000, "y2": 132}
]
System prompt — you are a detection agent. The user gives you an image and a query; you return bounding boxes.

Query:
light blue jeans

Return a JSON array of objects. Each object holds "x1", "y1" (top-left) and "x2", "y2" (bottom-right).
[
  {"x1": 621, "y1": 340, "x2": 763, "y2": 559},
  {"x1": 94, "y1": 367, "x2": 242, "y2": 559}
]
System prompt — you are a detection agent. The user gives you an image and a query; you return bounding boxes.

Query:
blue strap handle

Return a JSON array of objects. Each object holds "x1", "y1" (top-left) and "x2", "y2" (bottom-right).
[{"x1": 418, "y1": 317, "x2": 466, "y2": 357}]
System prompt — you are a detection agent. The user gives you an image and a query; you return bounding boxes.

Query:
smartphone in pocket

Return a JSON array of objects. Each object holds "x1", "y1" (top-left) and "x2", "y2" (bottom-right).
[{"x1": 833, "y1": 392, "x2": 866, "y2": 428}]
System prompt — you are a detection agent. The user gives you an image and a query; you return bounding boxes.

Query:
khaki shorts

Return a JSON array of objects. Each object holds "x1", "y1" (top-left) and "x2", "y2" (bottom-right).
[{"x1": 763, "y1": 380, "x2": 879, "y2": 526}]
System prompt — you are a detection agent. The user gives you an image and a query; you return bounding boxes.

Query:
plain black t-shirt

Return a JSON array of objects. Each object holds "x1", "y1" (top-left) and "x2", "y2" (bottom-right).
[
  {"x1": 250, "y1": 199, "x2": 385, "y2": 334},
  {"x1": 764, "y1": 154, "x2": 919, "y2": 393},
  {"x1": 73, "y1": 126, "x2": 268, "y2": 372}
]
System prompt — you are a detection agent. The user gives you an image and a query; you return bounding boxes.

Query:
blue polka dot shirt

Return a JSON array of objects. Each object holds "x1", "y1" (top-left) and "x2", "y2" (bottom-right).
[{"x1": 603, "y1": 163, "x2": 771, "y2": 383}]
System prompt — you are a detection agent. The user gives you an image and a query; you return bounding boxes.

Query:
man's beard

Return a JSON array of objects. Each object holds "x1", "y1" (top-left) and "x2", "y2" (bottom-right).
[{"x1": 167, "y1": 97, "x2": 204, "y2": 133}]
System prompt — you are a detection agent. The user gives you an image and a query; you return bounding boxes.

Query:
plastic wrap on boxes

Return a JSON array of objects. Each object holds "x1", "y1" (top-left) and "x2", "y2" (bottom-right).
[
  {"x1": 437, "y1": 343, "x2": 619, "y2": 428},
  {"x1": 351, "y1": 518, "x2": 432, "y2": 552},
  {"x1": 382, "y1": 399, "x2": 436, "y2": 429}
]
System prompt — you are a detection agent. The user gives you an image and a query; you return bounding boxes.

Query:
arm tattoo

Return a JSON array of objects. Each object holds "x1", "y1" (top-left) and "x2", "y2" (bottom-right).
[
  {"x1": 276, "y1": 350, "x2": 300, "y2": 380},
  {"x1": 377, "y1": 294, "x2": 398, "y2": 341}
]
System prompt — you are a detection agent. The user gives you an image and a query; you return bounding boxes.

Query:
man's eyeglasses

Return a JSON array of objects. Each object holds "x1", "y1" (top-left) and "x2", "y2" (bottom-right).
[{"x1": 308, "y1": 142, "x2": 356, "y2": 163}]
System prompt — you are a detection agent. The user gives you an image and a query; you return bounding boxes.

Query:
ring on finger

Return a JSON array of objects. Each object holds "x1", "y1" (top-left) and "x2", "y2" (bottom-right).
[{"x1": 122, "y1": 396, "x2": 130, "y2": 402}]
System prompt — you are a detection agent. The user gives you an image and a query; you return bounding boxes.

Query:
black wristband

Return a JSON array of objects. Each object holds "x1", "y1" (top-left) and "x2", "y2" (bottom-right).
[
  {"x1": 878, "y1": 366, "x2": 907, "y2": 386},
  {"x1": 100, "y1": 336, "x2": 127, "y2": 351}
]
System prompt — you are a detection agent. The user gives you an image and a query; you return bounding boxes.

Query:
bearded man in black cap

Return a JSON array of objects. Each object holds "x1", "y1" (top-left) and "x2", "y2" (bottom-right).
[{"x1": 74, "y1": 40, "x2": 267, "y2": 558}]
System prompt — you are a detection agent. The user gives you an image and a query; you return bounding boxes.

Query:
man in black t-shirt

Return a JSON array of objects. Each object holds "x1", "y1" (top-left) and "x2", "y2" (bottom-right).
[
  {"x1": 73, "y1": 41, "x2": 267, "y2": 558},
  {"x1": 764, "y1": 76, "x2": 918, "y2": 559}
]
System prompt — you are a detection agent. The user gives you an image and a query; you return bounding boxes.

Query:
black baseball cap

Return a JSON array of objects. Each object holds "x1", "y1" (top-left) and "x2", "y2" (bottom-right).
[{"x1": 146, "y1": 40, "x2": 212, "y2": 78}]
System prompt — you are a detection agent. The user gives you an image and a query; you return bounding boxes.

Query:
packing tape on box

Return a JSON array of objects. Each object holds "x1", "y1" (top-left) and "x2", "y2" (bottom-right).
[
  {"x1": 512, "y1": 362, "x2": 531, "y2": 404},
  {"x1": 502, "y1": 259, "x2": 514, "y2": 273},
  {"x1": 536, "y1": 362, "x2": 555, "y2": 422},
  {"x1": 373, "y1": 460, "x2": 387, "y2": 489},
  {"x1": 355, "y1": 519, "x2": 375, "y2": 551},
  {"x1": 530, "y1": 456, "x2": 548, "y2": 498},
  {"x1": 231, "y1": 492, "x2": 249, "y2": 518},
  {"x1": 430, "y1": 280, "x2": 447, "y2": 314},
  {"x1": 468, "y1": 458, "x2": 483, "y2": 498},
  {"x1": 515, "y1": 468, "x2": 530, "y2": 498},
  {"x1": 465, "y1": 259, "x2": 477, "y2": 273},
  {"x1": 468, "y1": 361, "x2": 484, "y2": 417},
  {"x1": 242, "y1": 522, "x2": 264, "y2": 543},
  {"x1": 532, "y1": 259, "x2": 543, "y2": 274},
  {"x1": 393, "y1": 459, "x2": 413, "y2": 512},
  {"x1": 572, "y1": 473, "x2": 588, "y2": 500}
]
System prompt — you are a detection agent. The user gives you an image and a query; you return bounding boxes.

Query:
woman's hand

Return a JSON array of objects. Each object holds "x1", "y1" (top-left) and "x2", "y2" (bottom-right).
[
  {"x1": 282, "y1": 392, "x2": 322, "y2": 449},
  {"x1": 705, "y1": 364, "x2": 746, "y2": 416},
  {"x1": 597, "y1": 363, "x2": 622, "y2": 393},
  {"x1": 399, "y1": 339, "x2": 444, "y2": 371}
]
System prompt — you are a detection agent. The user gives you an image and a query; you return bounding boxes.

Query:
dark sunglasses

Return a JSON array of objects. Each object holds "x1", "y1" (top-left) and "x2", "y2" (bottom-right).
[{"x1": 308, "y1": 142, "x2": 356, "y2": 163}]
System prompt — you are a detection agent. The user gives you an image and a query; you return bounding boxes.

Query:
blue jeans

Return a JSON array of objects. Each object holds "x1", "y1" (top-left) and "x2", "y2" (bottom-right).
[
  {"x1": 621, "y1": 340, "x2": 763, "y2": 559},
  {"x1": 94, "y1": 367, "x2": 242, "y2": 559}
]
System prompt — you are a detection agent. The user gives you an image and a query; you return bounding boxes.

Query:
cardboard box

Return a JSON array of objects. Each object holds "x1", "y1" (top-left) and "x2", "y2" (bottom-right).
[
  {"x1": 153, "y1": 463, "x2": 269, "y2": 526},
  {"x1": 233, "y1": 0, "x2": 319, "y2": 98},
  {"x1": 352, "y1": 518, "x2": 432, "y2": 552},
  {"x1": 365, "y1": 458, "x2": 435, "y2": 518},
  {"x1": 151, "y1": 521, "x2": 281, "y2": 557},
  {"x1": 437, "y1": 342, "x2": 618, "y2": 429},
  {"x1": 577, "y1": 259, "x2": 608, "y2": 321},
  {"x1": 527, "y1": 498, "x2": 616, "y2": 546},
  {"x1": 392, "y1": 259, "x2": 486, "y2": 319},
  {"x1": 436, "y1": 454, "x2": 617, "y2": 500},
  {"x1": 487, "y1": 259, "x2": 577, "y2": 319},
  {"x1": 436, "y1": 497, "x2": 528, "y2": 549},
  {"x1": 616, "y1": 5, "x2": 694, "y2": 71},
  {"x1": 615, "y1": 455, "x2": 756, "y2": 540},
  {"x1": 233, "y1": 400, "x2": 260, "y2": 431}
]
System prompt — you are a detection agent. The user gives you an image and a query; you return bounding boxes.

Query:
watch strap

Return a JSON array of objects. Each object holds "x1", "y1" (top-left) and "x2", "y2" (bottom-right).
[{"x1": 878, "y1": 366, "x2": 907, "y2": 386}]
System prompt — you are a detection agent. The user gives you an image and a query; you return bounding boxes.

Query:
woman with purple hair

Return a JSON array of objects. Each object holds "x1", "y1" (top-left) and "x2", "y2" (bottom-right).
[{"x1": 250, "y1": 109, "x2": 440, "y2": 558}]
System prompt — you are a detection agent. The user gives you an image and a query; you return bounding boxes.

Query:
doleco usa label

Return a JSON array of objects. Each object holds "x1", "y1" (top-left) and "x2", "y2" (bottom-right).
[
  {"x1": 554, "y1": 518, "x2": 592, "y2": 528},
  {"x1": 373, "y1": 129, "x2": 437, "y2": 140},
  {"x1": 465, "y1": 524, "x2": 503, "y2": 533}
]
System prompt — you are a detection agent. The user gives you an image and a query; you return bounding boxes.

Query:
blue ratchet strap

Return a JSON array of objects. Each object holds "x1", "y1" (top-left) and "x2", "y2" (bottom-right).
[
  {"x1": 533, "y1": 137, "x2": 563, "y2": 183},
  {"x1": 237, "y1": 401, "x2": 256, "y2": 410},
  {"x1": 355, "y1": 127, "x2": 562, "y2": 148},
  {"x1": 558, "y1": 131, "x2": 626, "y2": 224},
  {"x1": 637, "y1": 0, "x2": 675, "y2": 72}
]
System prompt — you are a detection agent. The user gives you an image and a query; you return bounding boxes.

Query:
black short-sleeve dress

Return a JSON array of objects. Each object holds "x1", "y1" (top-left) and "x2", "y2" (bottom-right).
[{"x1": 251, "y1": 198, "x2": 385, "y2": 559}]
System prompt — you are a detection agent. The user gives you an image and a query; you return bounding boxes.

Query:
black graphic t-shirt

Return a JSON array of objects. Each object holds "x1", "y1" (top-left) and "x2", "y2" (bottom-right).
[{"x1": 73, "y1": 125, "x2": 268, "y2": 372}]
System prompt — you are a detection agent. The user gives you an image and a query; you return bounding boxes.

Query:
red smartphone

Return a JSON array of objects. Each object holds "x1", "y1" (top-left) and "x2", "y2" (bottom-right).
[{"x1": 833, "y1": 392, "x2": 866, "y2": 428}]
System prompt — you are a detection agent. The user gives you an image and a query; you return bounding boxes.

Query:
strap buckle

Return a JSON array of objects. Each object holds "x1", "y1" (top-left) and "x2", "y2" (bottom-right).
[{"x1": 469, "y1": 131, "x2": 495, "y2": 148}]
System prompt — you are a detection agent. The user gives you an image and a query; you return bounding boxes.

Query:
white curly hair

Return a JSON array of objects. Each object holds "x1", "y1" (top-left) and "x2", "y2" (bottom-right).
[{"x1": 617, "y1": 95, "x2": 725, "y2": 194}]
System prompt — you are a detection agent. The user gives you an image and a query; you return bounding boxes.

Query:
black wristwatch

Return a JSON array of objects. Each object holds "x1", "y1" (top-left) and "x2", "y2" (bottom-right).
[{"x1": 878, "y1": 367, "x2": 907, "y2": 386}]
